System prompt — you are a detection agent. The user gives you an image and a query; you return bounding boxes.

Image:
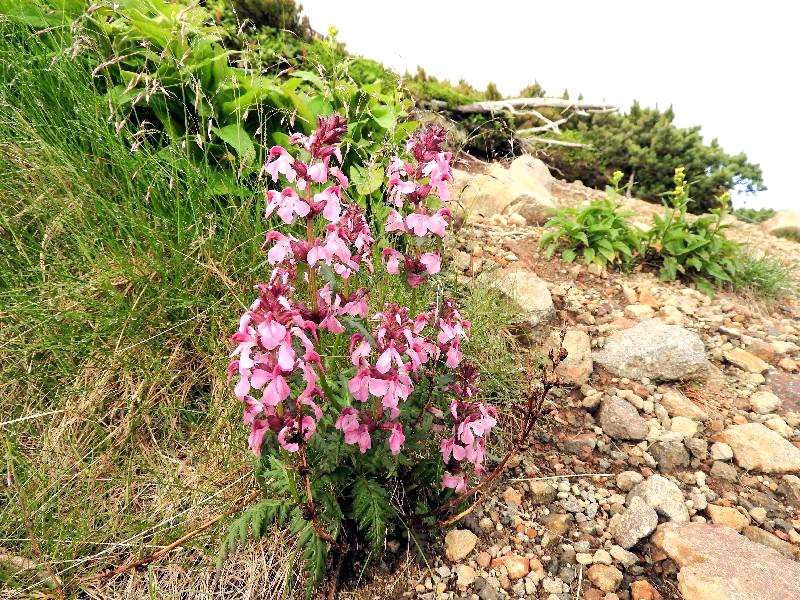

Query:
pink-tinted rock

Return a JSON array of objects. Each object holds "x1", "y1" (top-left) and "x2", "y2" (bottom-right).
[{"x1": 652, "y1": 522, "x2": 800, "y2": 599}]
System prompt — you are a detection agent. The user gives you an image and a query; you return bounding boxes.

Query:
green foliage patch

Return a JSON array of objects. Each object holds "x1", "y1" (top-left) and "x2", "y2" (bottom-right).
[{"x1": 540, "y1": 171, "x2": 642, "y2": 268}]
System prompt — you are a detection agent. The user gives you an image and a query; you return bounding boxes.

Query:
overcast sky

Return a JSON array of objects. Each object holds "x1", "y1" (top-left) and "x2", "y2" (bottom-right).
[{"x1": 300, "y1": 0, "x2": 797, "y2": 210}]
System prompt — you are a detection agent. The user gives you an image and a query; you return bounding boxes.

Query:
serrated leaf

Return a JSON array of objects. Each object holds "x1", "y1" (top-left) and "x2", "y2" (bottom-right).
[{"x1": 352, "y1": 477, "x2": 394, "y2": 552}]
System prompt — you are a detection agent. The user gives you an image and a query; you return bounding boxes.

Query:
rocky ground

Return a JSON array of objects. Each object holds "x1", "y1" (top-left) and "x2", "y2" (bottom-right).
[{"x1": 400, "y1": 158, "x2": 800, "y2": 600}]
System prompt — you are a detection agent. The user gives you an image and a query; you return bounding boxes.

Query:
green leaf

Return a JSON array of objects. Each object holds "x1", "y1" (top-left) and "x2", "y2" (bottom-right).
[
  {"x1": 694, "y1": 276, "x2": 716, "y2": 298},
  {"x1": 352, "y1": 477, "x2": 394, "y2": 552},
  {"x1": 583, "y1": 247, "x2": 595, "y2": 264},
  {"x1": 213, "y1": 123, "x2": 256, "y2": 163},
  {"x1": 217, "y1": 498, "x2": 292, "y2": 569},
  {"x1": 561, "y1": 248, "x2": 577, "y2": 263},
  {"x1": 598, "y1": 246, "x2": 615, "y2": 263}
]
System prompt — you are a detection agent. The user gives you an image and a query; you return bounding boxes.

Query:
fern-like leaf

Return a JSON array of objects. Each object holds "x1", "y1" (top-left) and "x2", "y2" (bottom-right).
[
  {"x1": 290, "y1": 509, "x2": 330, "y2": 598},
  {"x1": 216, "y1": 498, "x2": 292, "y2": 569},
  {"x1": 352, "y1": 477, "x2": 394, "y2": 552}
]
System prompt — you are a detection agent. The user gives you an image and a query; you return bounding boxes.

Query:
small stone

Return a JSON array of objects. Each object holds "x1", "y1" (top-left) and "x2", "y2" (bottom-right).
[
  {"x1": 671, "y1": 416, "x2": 699, "y2": 438},
  {"x1": 598, "y1": 396, "x2": 649, "y2": 441},
  {"x1": 724, "y1": 347, "x2": 771, "y2": 373},
  {"x1": 476, "y1": 551, "x2": 491, "y2": 569},
  {"x1": 719, "y1": 423, "x2": 800, "y2": 472},
  {"x1": 479, "y1": 517, "x2": 494, "y2": 533},
  {"x1": 502, "y1": 486, "x2": 523, "y2": 506},
  {"x1": 616, "y1": 471, "x2": 644, "y2": 492},
  {"x1": 659, "y1": 388, "x2": 709, "y2": 421},
  {"x1": 627, "y1": 474, "x2": 690, "y2": 523},
  {"x1": 609, "y1": 545, "x2": 638, "y2": 567},
  {"x1": 778, "y1": 475, "x2": 800, "y2": 508},
  {"x1": 706, "y1": 504, "x2": 749, "y2": 531},
  {"x1": 529, "y1": 480, "x2": 558, "y2": 505},
  {"x1": 710, "y1": 460, "x2": 739, "y2": 482},
  {"x1": 630, "y1": 579, "x2": 663, "y2": 600},
  {"x1": 445, "y1": 529, "x2": 478, "y2": 562},
  {"x1": 455, "y1": 564, "x2": 477, "y2": 588},
  {"x1": 749, "y1": 507, "x2": 768, "y2": 524},
  {"x1": 593, "y1": 320, "x2": 709, "y2": 381},
  {"x1": 576, "y1": 552, "x2": 593, "y2": 565},
  {"x1": 684, "y1": 437, "x2": 708, "y2": 460},
  {"x1": 766, "y1": 417, "x2": 793, "y2": 438},
  {"x1": 750, "y1": 391, "x2": 783, "y2": 414},
  {"x1": 586, "y1": 564, "x2": 623, "y2": 592},
  {"x1": 624, "y1": 304, "x2": 655, "y2": 320},
  {"x1": 490, "y1": 554, "x2": 530, "y2": 580},
  {"x1": 592, "y1": 548, "x2": 613, "y2": 565},
  {"x1": 610, "y1": 495, "x2": 659, "y2": 549},
  {"x1": 649, "y1": 441, "x2": 690, "y2": 472},
  {"x1": 710, "y1": 442, "x2": 734, "y2": 461}
]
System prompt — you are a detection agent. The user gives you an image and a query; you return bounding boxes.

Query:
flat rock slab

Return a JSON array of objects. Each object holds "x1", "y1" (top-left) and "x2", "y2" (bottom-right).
[
  {"x1": 652, "y1": 522, "x2": 800, "y2": 600},
  {"x1": 593, "y1": 320, "x2": 709, "y2": 381},
  {"x1": 718, "y1": 423, "x2": 800, "y2": 473}
]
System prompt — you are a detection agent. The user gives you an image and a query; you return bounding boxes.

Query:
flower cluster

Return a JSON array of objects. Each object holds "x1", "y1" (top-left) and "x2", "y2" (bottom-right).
[
  {"x1": 440, "y1": 362, "x2": 497, "y2": 492},
  {"x1": 229, "y1": 115, "x2": 497, "y2": 494},
  {"x1": 383, "y1": 126, "x2": 453, "y2": 287}
]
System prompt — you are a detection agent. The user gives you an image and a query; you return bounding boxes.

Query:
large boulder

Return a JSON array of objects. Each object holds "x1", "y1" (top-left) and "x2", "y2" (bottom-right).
[
  {"x1": 761, "y1": 210, "x2": 800, "y2": 239},
  {"x1": 593, "y1": 320, "x2": 709, "y2": 381},
  {"x1": 652, "y1": 522, "x2": 800, "y2": 600},
  {"x1": 716, "y1": 423, "x2": 800, "y2": 473},
  {"x1": 451, "y1": 155, "x2": 557, "y2": 224}
]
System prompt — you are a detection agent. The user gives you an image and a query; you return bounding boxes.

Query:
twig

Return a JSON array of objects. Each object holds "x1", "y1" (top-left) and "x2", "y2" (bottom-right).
[
  {"x1": 298, "y1": 447, "x2": 339, "y2": 549},
  {"x1": 509, "y1": 474, "x2": 613, "y2": 482},
  {"x1": 0, "y1": 410, "x2": 65, "y2": 428},
  {"x1": 326, "y1": 541, "x2": 348, "y2": 600},
  {"x1": 83, "y1": 491, "x2": 259, "y2": 582},
  {"x1": 575, "y1": 563, "x2": 583, "y2": 599}
]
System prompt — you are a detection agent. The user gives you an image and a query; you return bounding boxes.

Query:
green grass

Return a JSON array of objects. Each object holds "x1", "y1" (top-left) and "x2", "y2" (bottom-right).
[
  {"x1": 0, "y1": 18, "x2": 523, "y2": 597},
  {"x1": 730, "y1": 252, "x2": 798, "y2": 304}
]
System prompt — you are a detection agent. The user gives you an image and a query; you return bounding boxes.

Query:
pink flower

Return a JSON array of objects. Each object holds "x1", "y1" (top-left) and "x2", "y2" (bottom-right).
[
  {"x1": 266, "y1": 188, "x2": 310, "y2": 224},
  {"x1": 419, "y1": 252, "x2": 441, "y2": 275},
  {"x1": 307, "y1": 161, "x2": 328, "y2": 183},
  {"x1": 385, "y1": 422, "x2": 405, "y2": 455},
  {"x1": 381, "y1": 248, "x2": 403, "y2": 275},
  {"x1": 442, "y1": 471, "x2": 467, "y2": 493},
  {"x1": 335, "y1": 407, "x2": 373, "y2": 453},
  {"x1": 263, "y1": 147, "x2": 297, "y2": 183},
  {"x1": 277, "y1": 415, "x2": 317, "y2": 453},
  {"x1": 385, "y1": 210, "x2": 407, "y2": 233}
]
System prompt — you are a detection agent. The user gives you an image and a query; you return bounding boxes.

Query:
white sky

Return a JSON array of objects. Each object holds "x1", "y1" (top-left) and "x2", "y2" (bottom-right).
[{"x1": 301, "y1": 0, "x2": 798, "y2": 210}]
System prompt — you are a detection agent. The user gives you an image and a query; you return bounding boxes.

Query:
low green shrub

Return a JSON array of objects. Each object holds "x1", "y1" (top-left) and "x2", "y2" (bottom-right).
[
  {"x1": 645, "y1": 168, "x2": 739, "y2": 296},
  {"x1": 540, "y1": 171, "x2": 642, "y2": 268},
  {"x1": 733, "y1": 206, "x2": 776, "y2": 224}
]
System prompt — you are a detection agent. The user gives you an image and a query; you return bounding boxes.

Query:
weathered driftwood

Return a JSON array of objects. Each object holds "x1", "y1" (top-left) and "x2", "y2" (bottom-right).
[{"x1": 454, "y1": 97, "x2": 618, "y2": 115}]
